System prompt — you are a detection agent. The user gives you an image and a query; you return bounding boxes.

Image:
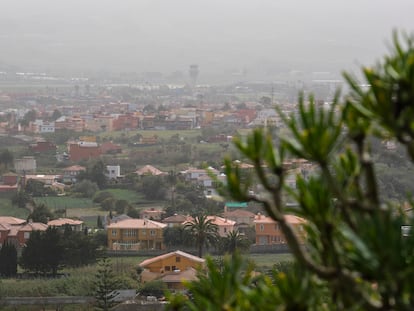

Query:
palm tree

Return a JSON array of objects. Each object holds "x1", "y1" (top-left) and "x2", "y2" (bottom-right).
[
  {"x1": 185, "y1": 215, "x2": 218, "y2": 257},
  {"x1": 221, "y1": 230, "x2": 250, "y2": 255}
]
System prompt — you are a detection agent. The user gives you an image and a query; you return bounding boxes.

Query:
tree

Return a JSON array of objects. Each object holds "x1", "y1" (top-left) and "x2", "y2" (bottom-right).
[
  {"x1": 170, "y1": 33, "x2": 414, "y2": 310},
  {"x1": 11, "y1": 190, "x2": 32, "y2": 208},
  {"x1": 140, "y1": 175, "x2": 167, "y2": 200},
  {"x1": 94, "y1": 257, "x2": 120, "y2": 311},
  {"x1": 51, "y1": 109, "x2": 62, "y2": 121},
  {"x1": 20, "y1": 227, "x2": 63, "y2": 276},
  {"x1": 184, "y1": 215, "x2": 218, "y2": 257},
  {"x1": 0, "y1": 149, "x2": 13, "y2": 171},
  {"x1": 72, "y1": 179, "x2": 99, "y2": 198},
  {"x1": 61, "y1": 226, "x2": 101, "y2": 267},
  {"x1": 218, "y1": 230, "x2": 251, "y2": 255},
  {"x1": 0, "y1": 242, "x2": 17, "y2": 277},
  {"x1": 28, "y1": 203, "x2": 54, "y2": 224}
]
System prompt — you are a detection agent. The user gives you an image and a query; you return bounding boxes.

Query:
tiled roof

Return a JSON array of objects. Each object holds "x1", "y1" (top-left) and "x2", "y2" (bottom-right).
[
  {"x1": 254, "y1": 214, "x2": 306, "y2": 224},
  {"x1": 162, "y1": 214, "x2": 193, "y2": 224},
  {"x1": 47, "y1": 218, "x2": 83, "y2": 227},
  {"x1": 0, "y1": 216, "x2": 26, "y2": 225},
  {"x1": 19, "y1": 222, "x2": 48, "y2": 232},
  {"x1": 135, "y1": 165, "x2": 165, "y2": 176},
  {"x1": 159, "y1": 267, "x2": 198, "y2": 283},
  {"x1": 107, "y1": 218, "x2": 166, "y2": 229},
  {"x1": 0, "y1": 223, "x2": 11, "y2": 231},
  {"x1": 222, "y1": 209, "x2": 255, "y2": 218},
  {"x1": 206, "y1": 216, "x2": 236, "y2": 226},
  {"x1": 139, "y1": 250, "x2": 204, "y2": 268}
]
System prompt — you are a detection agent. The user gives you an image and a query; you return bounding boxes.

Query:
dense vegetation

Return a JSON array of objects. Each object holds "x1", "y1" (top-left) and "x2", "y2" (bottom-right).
[{"x1": 167, "y1": 33, "x2": 414, "y2": 310}]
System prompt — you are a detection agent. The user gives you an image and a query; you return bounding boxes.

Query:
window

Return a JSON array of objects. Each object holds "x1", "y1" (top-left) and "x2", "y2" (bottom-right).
[
  {"x1": 224, "y1": 228, "x2": 227, "y2": 233},
  {"x1": 275, "y1": 224, "x2": 280, "y2": 231},
  {"x1": 172, "y1": 266, "x2": 177, "y2": 271},
  {"x1": 24, "y1": 232, "x2": 30, "y2": 239},
  {"x1": 260, "y1": 224, "x2": 264, "y2": 231},
  {"x1": 165, "y1": 266, "x2": 171, "y2": 271},
  {"x1": 176, "y1": 256, "x2": 181, "y2": 262},
  {"x1": 150, "y1": 230, "x2": 156, "y2": 236},
  {"x1": 142, "y1": 229, "x2": 146, "y2": 235},
  {"x1": 112, "y1": 229, "x2": 117, "y2": 237}
]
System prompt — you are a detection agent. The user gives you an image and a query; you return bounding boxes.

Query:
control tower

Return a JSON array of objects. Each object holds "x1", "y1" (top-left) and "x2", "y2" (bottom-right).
[{"x1": 189, "y1": 64, "x2": 199, "y2": 88}]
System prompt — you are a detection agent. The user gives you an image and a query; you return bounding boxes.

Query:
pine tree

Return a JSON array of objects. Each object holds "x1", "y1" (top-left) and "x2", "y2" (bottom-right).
[{"x1": 94, "y1": 257, "x2": 119, "y2": 311}]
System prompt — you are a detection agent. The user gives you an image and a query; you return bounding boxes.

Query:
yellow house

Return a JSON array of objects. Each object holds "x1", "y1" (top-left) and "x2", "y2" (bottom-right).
[
  {"x1": 107, "y1": 219, "x2": 167, "y2": 250},
  {"x1": 139, "y1": 250, "x2": 205, "y2": 289}
]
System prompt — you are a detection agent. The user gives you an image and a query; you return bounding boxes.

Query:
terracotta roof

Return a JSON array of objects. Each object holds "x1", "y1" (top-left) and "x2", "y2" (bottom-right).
[
  {"x1": 19, "y1": 222, "x2": 48, "y2": 232},
  {"x1": 162, "y1": 214, "x2": 193, "y2": 224},
  {"x1": 135, "y1": 165, "x2": 166, "y2": 176},
  {"x1": 159, "y1": 267, "x2": 198, "y2": 283},
  {"x1": 0, "y1": 216, "x2": 26, "y2": 225},
  {"x1": 47, "y1": 218, "x2": 83, "y2": 227},
  {"x1": 0, "y1": 223, "x2": 11, "y2": 231},
  {"x1": 139, "y1": 250, "x2": 205, "y2": 268},
  {"x1": 107, "y1": 218, "x2": 167, "y2": 229},
  {"x1": 206, "y1": 216, "x2": 236, "y2": 226},
  {"x1": 222, "y1": 209, "x2": 255, "y2": 218},
  {"x1": 254, "y1": 214, "x2": 306, "y2": 224},
  {"x1": 64, "y1": 165, "x2": 86, "y2": 172}
]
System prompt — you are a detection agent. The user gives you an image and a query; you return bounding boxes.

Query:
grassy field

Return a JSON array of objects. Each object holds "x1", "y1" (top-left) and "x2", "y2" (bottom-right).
[{"x1": 0, "y1": 198, "x2": 30, "y2": 219}]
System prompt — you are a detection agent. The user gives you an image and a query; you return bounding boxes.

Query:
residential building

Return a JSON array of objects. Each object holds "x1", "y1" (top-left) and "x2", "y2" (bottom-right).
[
  {"x1": 162, "y1": 214, "x2": 193, "y2": 228},
  {"x1": 101, "y1": 141, "x2": 122, "y2": 154},
  {"x1": 68, "y1": 141, "x2": 101, "y2": 162},
  {"x1": 254, "y1": 214, "x2": 307, "y2": 245},
  {"x1": 55, "y1": 116, "x2": 85, "y2": 132},
  {"x1": 107, "y1": 218, "x2": 167, "y2": 250},
  {"x1": 47, "y1": 218, "x2": 84, "y2": 232},
  {"x1": 139, "y1": 250, "x2": 205, "y2": 289},
  {"x1": 135, "y1": 165, "x2": 166, "y2": 176},
  {"x1": 62, "y1": 165, "x2": 86, "y2": 184},
  {"x1": 106, "y1": 165, "x2": 121, "y2": 180},
  {"x1": 29, "y1": 140, "x2": 56, "y2": 153},
  {"x1": 140, "y1": 208, "x2": 164, "y2": 221},
  {"x1": 14, "y1": 156, "x2": 37, "y2": 174},
  {"x1": 206, "y1": 216, "x2": 236, "y2": 237}
]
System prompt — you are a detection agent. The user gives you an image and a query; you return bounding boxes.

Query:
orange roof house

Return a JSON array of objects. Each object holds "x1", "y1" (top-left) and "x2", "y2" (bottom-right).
[
  {"x1": 47, "y1": 218, "x2": 84, "y2": 232},
  {"x1": 107, "y1": 218, "x2": 167, "y2": 251},
  {"x1": 139, "y1": 250, "x2": 205, "y2": 288},
  {"x1": 254, "y1": 214, "x2": 306, "y2": 245},
  {"x1": 162, "y1": 214, "x2": 193, "y2": 228},
  {"x1": 207, "y1": 216, "x2": 236, "y2": 237},
  {"x1": 135, "y1": 165, "x2": 166, "y2": 176},
  {"x1": 140, "y1": 208, "x2": 165, "y2": 221}
]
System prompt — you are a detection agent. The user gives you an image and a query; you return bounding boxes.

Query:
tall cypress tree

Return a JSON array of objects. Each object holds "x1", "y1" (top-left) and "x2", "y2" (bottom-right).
[{"x1": 0, "y1": 242, "x2": 17, "y2": 277}]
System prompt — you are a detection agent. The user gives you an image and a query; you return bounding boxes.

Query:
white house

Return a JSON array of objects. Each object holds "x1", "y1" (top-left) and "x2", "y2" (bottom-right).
[{"x1": 106, "y1": 165, "x2": 121, "y2": 180}]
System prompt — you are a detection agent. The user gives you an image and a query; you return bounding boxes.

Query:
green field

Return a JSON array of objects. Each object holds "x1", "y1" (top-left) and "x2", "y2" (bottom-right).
[{"x1": 0, "y1": 198, "x2": 30, "y2": 219}]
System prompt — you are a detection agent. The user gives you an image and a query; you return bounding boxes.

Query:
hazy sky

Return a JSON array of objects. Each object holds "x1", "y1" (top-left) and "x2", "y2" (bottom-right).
[{"x1": 1, "y1": 0, "x2": 414, "y2": 80}]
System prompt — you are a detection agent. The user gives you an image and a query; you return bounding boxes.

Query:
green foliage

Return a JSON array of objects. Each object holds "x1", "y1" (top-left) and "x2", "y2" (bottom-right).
[
  {"x1": 61, "y1": 226, "x2": 101, "y2": 267},
  {"x1": 163, "y1": 226, "x2": 192, "y2": 249},
  {"x1": 78, "y1": 160, "x2": 107, "y2": 189},
  {"x1": 0, "y1": 242, "x2": 17, "y2": 277},
  {"x1": 139, "y1": 279, "x2": 168, "y2": 298},
  {"x1": 0, "y1": 149, "x2": 14, "y2": 171},
  {"x1": 140, "y1": 175, "x2": 168, "y2": 200},
  {"x1": 72, "y1": 179, "x2": 99, "y2": 198},
  {"x1": 20, "y1": 227, "x2": 64, "y2": 276},
  {"x1": 169, "y1": 33, "x2": 414, "y2": 310},
  {"x1": 218, "y1": 230, "x2": 251, "y2": 255},
  {"x1": 27, "y1": 203, "x2": 53, "y2": 223},
  {"x1": 184, "y1": 215, "x2": 219, "y2": 257},
  {"x1": 93, "y1": 190, "x2": 114, "y2": 203},
  {"x1": 94, "y1": 258, "x2": 120, "y2": 311},
  {"x1": 11, "y1": 190, "x2": 32, "y2": 208}
]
